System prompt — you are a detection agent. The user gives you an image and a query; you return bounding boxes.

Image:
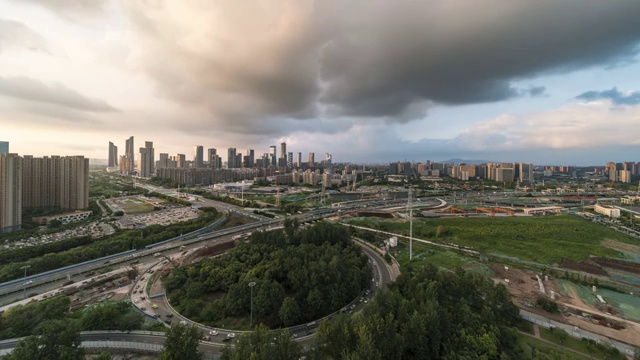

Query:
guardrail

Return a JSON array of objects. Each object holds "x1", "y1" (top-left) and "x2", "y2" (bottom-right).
[{"x1": 0, "y1": 215, "x2": 230, "y2": 291}]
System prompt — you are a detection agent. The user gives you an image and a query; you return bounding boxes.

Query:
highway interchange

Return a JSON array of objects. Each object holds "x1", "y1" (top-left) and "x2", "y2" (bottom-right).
[{"x1": 1, "y1": 186, "x2": 638, "y2": 357}]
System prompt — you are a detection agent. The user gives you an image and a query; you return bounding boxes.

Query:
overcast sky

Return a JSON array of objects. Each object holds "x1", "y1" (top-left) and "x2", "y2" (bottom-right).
[{"x1": 2, "y1": 0, "x2": 640, "y2": 165}]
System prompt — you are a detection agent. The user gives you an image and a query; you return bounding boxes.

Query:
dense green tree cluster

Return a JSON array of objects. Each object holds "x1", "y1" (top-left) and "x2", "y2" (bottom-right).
[
  {"x1": 164, "y1": 221, "x2": 370, "y2": 328},
  {"x1": 220, "y1": 324, "x2": 302, "y2": 360},
  {"x1": 310, "y1": 264, "x2": 521, "y2": 359},
  {"x1": 159, "y1": 323, "x2": 203, "y2": 360},
  {"x1": 0, "y1": 208, "x2": 219, "y2": 282},
  {"x1": 2, "y1": 318, "x2": 84, "y2": 360},
  {"x1": 0, "y1": 297, "x2": 145, "y2": 340}
]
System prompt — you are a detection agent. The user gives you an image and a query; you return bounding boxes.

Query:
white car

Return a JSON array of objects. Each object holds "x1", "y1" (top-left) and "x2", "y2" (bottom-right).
[
  {"x1": 227, "y1": 333, "x2": 236, "y2": 339},
  {"x1": 209, "y1": 330, "x2": 219, "y2": 336},
  {"x1": 180, "y1": 320, "x2": 187, "y2": 325}
]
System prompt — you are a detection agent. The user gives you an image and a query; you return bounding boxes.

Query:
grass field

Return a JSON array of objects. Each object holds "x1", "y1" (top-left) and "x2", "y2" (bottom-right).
[
  {"x1": 108, "y1": 197, "x2": 155, "y2": 214},
  {"x1": 345, "y1": 215, "x2": 635, "y2": 264},
  {"x1": 538, "y1": 328, "x2": 626, "y2": 360},
  {"x1": 555, "y1": 280, "x2": 601, "y2": 307},
  {"x1": 599, "y1": 288, "x2": 640, "y2": 322},
  {"x1": 518, "y1": 334, "x2": 588, "y2": 360}
]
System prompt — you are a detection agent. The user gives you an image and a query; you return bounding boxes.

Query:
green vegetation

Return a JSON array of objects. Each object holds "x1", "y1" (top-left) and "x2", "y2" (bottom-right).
[
  {"x1": 217, "y1": 212, "x2": 254, "y2": 230},
  {"x1": 346, "y1": 215, "x2": 632, "y2": 264},
  {"x1": 164, "y1": 222, "x2": 369, "y2": 329},
  {"x1": 311, "y1": 264, "x2": 521, "y2": 359},
  {"x1": 89, "y1": 172, "x2": 145, "y2": 198},
  {"x1": 517, "y1": 333, "x2": 588, "y2": 360},
  {"x1": 220, "y1": 324, "x2": 302, "y2": 360},
  {"x1": 0, "y1": 296, "x2": 145, "y2": 340},
  {"x1": 0, "y1": 208, "x2": 220, "y2": 283},
  {"x1": 159, "y1": 323, "x2": 203, "y2": 360},
  {"x1": 536, "y1": 297, "x2": 559, "y2": 313},
  {"x1": 1, "y1": 318, "x2": 84, "y2": 360},
  {"x1": 540, "y1": 327, "x2": 625, "y2": 359}
]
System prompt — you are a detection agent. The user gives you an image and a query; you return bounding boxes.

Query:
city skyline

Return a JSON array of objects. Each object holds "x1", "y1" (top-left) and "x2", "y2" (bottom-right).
[{"x1": 2, "y1": 2, "x2": 640, "y2": 165}]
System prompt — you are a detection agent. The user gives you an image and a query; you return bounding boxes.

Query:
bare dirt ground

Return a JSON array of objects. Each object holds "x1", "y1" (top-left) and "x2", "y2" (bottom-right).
[
  {"x1": 490, "y1": 264, "x2": 640, "y2": 347},
  {"x1": 602, "y1": 239, "x2": 640, "y2": 254}
]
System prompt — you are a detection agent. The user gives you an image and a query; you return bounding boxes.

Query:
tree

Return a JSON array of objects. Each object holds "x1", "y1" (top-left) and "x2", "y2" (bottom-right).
[
  {"x1": 159, "y1": 323, "x2": 203, "y2": 360},
  {"x1": 279, "y1": 297, "x2": 301, "y2": 327},
  {"x1": 4, "y1": 319, "x2": 83, "y2": 360},
  {"x1": 48, "y1": 219, "x2": 63, "y2": 228},
  {"x1": 220, "y1": 324, "x2": 301, "y2": 360}
]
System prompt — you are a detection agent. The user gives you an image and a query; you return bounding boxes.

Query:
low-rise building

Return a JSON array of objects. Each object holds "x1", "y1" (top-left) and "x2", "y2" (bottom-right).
[
  {"x1": 33, "y1": 210, "x2": 92, "y2": 225},
  {"x1": 594, "y1": 204, "x2": 620, "y2": 218}
]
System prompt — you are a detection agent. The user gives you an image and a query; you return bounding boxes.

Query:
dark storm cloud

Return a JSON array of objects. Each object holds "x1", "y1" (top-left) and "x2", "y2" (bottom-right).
[
  {"x1": 577, "y1": 87, "x2": 640, "y2": 105},
  {"x1": 0, "y1": 18, "x2": 48, "y2": 53},
  {"x1": 0, "y1": 76, "x2": 119, "y2": 113},
  {"x1": 13, "y1": 0, "x2": 107, "y2": 17},
  {"x1": 125, "y1": 0, "x2": 640, "y2": 134}
]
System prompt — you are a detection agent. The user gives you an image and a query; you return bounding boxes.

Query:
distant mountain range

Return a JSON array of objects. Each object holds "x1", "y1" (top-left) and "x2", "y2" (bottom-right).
[{"x1": 441, "y1": 158, "x2": 495, "y2": 165}]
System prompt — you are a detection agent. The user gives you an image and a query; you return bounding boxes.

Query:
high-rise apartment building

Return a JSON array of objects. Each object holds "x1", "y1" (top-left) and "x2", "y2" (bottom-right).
[
  {"x1": 308, "y1": 152, "x2": 315, "y2": 167},
  {"x1": 22, "y1": 155, "x2": 89, "y2": 211},
  {"x1": 287, "y1": 152, "x2": 293, "y2": 169},
  {"x1": 269, "y1": 146, "x2": 277, "y2": 167},
  {"x1": 296, "y1": 152, "x2": 302, "y2": 168},
  {"x1": 236, "y1": 153, "x2": 243, "y2": 169},
  {"x1": 108, "y1": 142, "x2": 118, "y2": 167},
  {"x1": 194, "y1": 145, "x2": 204, "y2": 168},
  {"x1": 227, "y1": 148, "x2": 237, "y2": 169},
  {"x1": 0, "y1": 141, "x2": 8, "y2": 154},
  {"x1": 59, "y1": 156, "x2": 89, "y2": 210},
  {"x1": 176, "y1": 154, "x2": 186, "y2": 168},
  {"x1": 138, "y1": 142, "x2": 154, "y2": 177},
  {"x1": 0, "y1": 153, "x2": 22, "y2": 233}
]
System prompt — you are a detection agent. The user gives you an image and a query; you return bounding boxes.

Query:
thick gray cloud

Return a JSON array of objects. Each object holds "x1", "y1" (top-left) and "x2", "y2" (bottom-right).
[
  {"x1": 14, "y1": 0, "x2": 107, "y2": 17},
  {"x1": 123, "y1": 0, "x2": 640, "y2": 134},
  {"x1": 0, "y1": 76, "x2": 118, "y2": 112},
  {"x1": 0, "y1": 18, "x2": 48, "y2": 53},
  {"x1": 577, "y1": 87, "x2": 640, "y2": 105}
]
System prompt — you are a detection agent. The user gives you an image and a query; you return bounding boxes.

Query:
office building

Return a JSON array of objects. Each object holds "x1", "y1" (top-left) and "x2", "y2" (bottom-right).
[
  {"x1": 296, "y1": 152, "x2": 302, "y2": 168},
  {"x1": 280, "y1": 142, "x2": 286, "y2": 163},
  {"x1": 0, "y1": 153, "x2": 22, "y2": 233},
  {"x1": 108, "y1": 141, "x2": 118, "y2": 167},
  {"x1": 193, "y1": 146, "x2": 204, "y2": 168},
  {"x1": 0, "y1": 141, "x2": 9, "y2": 154},
  {"x1": 124, "y1": 136, "x2": 135, "y2": 173},
  {"x1": 138, "y1": 142, "x2": 154, "y2": 178},
  {"x1": 519, "y1": 163, "x2": 533, "y2": 183},
  {"x1": 227, "y1": 148, "x2": 237, "y2": 169},
  {"x1": 308, "y1": 152, "x2": 315, "y2": 167},
  {"x1": 248, "y1": 149, "x2": 255, "y2": 168},
  {"x1": 208, "y1": 148, "x2": 217, "y2": 168},
  {"x1": 236, "y1": 153, "x2": 243, "y2": 169},
  {"x1": 269, "y1": 146, "x2": 277, "y2": 167}
]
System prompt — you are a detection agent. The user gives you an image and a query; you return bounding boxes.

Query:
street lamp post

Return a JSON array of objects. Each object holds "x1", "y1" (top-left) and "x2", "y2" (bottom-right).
[
  {"x1": 249, "y1": 282, "x2": 256, "y2": 328},
  {"x1": 20, "y1": 265, "x2": 31, "y2": 299}
]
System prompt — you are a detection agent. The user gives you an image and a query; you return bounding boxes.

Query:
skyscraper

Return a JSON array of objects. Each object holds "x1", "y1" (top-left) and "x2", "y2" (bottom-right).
[
  {"x1": 125, "y1": 136, "x2": 135, "y2": 173},
  {"x1": 138, "y1": 141, "x2": 154, "y2": 177},
  {"x1": 287, "y1": 152, "x2": 293, "y2": 169},
  {"x1": 0, "y1": 141, "x2": 8, "y2": 154},
  {"x1": 518, "y1": 163, "x2": 533, "y2": 183},
  {"x1": 247, "y1": 149, "x2": 255, "y2": 168},
  {"x1": 296, "y1": 152, "x2": 302, "y2": 168},
  {"x1": 308, "y1": 152, "x2": 315, "y2": 167},
  {"x1": 227, "y1": 148, "x2": 237, "y2": 169},
  {"x1": 0, "y1": 153, "x2": 22, "y2": 233},
  {"x1": 176, "y1": 154, "x2": 186, "y2": 168},
  {"x1": 269, "y1": 146, "x2": 277, "y2": 167},
  {"x1": 108, "y1": 141, "x2": 118, "y2": 167},
  {"x1": 193, "y1": 145, "x2": 204, "y2": 168},
  {"x1": 280, "y1": 142, "x2": 287, "y2": 167},
  {"x1": 207, "y1": 148, "x2": 217, "y2": 167},
  {"x1": 59, "y1": 156, "x2": 89, "y2": 210}
]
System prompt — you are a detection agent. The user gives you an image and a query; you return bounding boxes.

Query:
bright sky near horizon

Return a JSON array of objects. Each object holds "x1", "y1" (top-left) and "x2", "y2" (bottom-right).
[{"x1": 1, "y1": 0, "x2": 640, "y2": 165}]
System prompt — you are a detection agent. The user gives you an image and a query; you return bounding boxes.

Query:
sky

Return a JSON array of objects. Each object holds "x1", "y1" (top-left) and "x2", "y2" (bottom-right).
[{"x1": 1, "y1": 0, "x2": 640, "y2": 166}]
